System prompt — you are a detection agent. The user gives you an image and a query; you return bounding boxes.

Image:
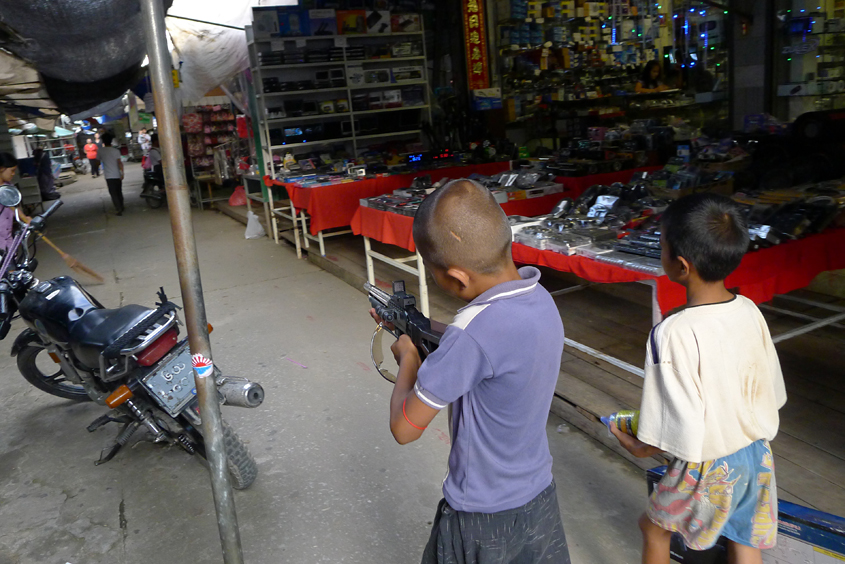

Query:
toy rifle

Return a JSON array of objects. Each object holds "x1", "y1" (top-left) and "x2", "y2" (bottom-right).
[{"x1": 365, "y1": 280, "x2": 442, "y2": 383}]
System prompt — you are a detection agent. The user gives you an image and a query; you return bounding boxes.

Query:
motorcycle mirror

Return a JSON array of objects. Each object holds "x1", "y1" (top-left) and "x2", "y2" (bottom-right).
[{"x1": 0, "y1": 186, "x2": 21, "y2": 208}]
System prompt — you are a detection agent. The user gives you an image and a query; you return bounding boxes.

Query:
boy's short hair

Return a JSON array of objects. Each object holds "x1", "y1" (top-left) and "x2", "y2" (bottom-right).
[
  {"x1": 102, "y1": 132, "x2": 114, "y2": 146},
  {"x1": 661, "y1": 192, "x2": 749, "y2": 282},
  {"x1": 413, "y1": 179, "x2": 512, "y2": 274}
]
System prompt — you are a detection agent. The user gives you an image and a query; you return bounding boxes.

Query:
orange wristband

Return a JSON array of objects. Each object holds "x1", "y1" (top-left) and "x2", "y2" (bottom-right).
[{"x1": 402, "y1": 398, "x2": 427, "y2": 430}]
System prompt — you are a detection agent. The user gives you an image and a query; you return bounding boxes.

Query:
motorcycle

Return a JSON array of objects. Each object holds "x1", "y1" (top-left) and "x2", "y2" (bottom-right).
[
  {"x1": 0, "y1": 187, "x2": 264, "y2": 489},
  {"x1": 141, "y1": 168, "x2": 166, "y2": 209}
]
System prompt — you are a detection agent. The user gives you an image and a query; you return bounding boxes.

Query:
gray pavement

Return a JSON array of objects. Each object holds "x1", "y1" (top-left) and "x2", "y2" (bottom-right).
[{"x1": 0, "y1": 163, "x2": 647, "y2": 564}]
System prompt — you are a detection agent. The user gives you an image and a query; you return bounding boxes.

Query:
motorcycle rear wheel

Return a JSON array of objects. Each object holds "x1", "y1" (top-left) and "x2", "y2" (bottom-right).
[
  {"x1": 181, "y1": 417, "x2": 258, "y2": 490},
  {"x1": 17, "y1": 345, "x2": 91, "y2": 402},
  {"x1": 142, "y1": 181, "x2": 165, "y2": 209}
]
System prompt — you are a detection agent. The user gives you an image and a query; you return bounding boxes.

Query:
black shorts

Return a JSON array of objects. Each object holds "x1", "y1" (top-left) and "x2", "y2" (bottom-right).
[{"x1": 421, "y1": 480, "x2": 571, "y2": 564}]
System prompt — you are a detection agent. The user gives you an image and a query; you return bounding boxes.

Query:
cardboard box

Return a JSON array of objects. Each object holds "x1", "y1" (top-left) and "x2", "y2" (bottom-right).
[
  {"x1": 309, "y1": 9, "x2": 336, "y2": 36},
  {"x1": 383, "y1": 89, "x2": 402, "y2": 108},
  {"x1": 347, "y1": 65, "x2": 365, "y2": 87},
  {"x1": 366, "y1": 11, "x2": 392, "y2": 33},
  {"x1": 253, "y1": 7, "x2": 280, "y2": 38},
  {"x1": 391, "y1": 14, "x2": 421, "y2": 32},
  {"x1": 472, "y1": 88, "x2": 503, "y2": 111},
  {"x1": 337, "y1": 10, "x2": 367, "y2": 34},
  {"x1": 279, "y1": 11, "x2": 310, "y2": 36},
  {"x1": 391, "y1": 66, "x2": 423, "y2": 82}
]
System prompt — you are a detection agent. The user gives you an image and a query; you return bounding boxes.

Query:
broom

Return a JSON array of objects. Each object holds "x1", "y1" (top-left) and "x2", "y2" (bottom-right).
[{"x1": 38, "y1": 234, "x2": 105, "y2": 284}]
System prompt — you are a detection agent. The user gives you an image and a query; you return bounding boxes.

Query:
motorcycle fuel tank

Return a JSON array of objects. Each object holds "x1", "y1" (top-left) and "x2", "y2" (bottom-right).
[{"x1": 18, "y1": 276, "x2": 103, "y2": 344}]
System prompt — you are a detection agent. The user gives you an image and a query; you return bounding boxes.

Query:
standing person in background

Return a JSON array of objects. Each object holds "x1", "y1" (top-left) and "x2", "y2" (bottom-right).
[
  {"x1": 99, "y1": 132, "x2": 125, "y2": 216},
  {"x1": 32, "y1": 147, "x2": 60, "y2": 201},
  {"x1": 635, "y1": 60, "x2": 668, "y2": 93},
  {"x1": 0, "y1": 153, "x2": 30, "y2": 256},
  {"x1": 138, "y1": 128, "x2": 152, "y2": 155},
  {"x1": 84, "y1": 138, "x2": 99, "y2": 178}
]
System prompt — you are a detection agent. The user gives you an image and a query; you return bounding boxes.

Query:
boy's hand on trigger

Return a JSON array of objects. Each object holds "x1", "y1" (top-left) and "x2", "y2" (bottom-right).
[
  {"x1": 391, "y1": 334, "x2": 419, "y2": 366},
  {"x1": 369, "y1": 308, "x2": 395, "y2": 331}
]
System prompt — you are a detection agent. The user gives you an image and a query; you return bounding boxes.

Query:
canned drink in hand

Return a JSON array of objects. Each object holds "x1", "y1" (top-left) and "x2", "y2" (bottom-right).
[{"x1": 601, "y1": 410, "x2": 640, "y2": 437}]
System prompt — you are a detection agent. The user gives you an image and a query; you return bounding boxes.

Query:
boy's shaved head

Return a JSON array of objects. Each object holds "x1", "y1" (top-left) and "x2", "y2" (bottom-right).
[{"x1": 413, "y1": 179, "x2": 512, "y2": 274}]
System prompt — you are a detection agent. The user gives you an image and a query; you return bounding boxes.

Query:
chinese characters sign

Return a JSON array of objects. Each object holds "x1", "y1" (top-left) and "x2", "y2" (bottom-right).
[{"x1": 462, "y1": 0, "x2": 489, "y2": 90}]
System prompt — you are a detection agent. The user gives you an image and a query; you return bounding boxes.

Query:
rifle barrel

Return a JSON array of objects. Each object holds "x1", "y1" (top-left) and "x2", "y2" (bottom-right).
[{"x1": 364, "y1": 282, "x2": 390, "y2": 305}]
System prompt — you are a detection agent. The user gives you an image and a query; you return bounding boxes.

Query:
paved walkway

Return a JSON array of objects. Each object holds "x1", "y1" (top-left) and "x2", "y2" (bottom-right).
[{"x1": 0, "y1": 163, "x2": 647, "y2": 564}]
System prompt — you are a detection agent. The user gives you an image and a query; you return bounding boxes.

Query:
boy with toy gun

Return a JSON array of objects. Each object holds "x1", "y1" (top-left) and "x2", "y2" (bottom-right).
[
  {"x1": 364, "y1": 280, "x2": 443, "y2": 383},
  {"x1": 366, "y1": 179, "x2": 571, "y2": 564}
]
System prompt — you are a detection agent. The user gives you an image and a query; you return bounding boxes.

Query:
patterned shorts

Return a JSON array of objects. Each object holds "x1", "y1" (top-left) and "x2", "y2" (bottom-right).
[{"x1": 647, "y1": 439, "x2": 778, "y2": 551}]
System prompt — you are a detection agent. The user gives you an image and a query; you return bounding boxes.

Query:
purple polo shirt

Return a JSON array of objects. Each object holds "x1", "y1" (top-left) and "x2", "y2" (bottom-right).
[{"x1": 414, "y1": 266, "x2": 564, "y2": 513}]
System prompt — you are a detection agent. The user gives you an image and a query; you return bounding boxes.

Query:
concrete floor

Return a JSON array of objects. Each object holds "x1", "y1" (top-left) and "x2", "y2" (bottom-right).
[{"x1": 0, "y1": 163, "x2": 648, "y2": 564}]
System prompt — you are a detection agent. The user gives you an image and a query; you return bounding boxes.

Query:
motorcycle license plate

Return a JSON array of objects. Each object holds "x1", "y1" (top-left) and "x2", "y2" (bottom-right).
[{"x1": 142, "y1": 344, "x2": 197, "y2": 417}]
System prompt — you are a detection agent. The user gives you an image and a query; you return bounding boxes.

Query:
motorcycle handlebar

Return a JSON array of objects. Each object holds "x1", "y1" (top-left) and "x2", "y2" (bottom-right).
[{"x1": 40, "y1": 199, "x2": 63, "y2": 220}]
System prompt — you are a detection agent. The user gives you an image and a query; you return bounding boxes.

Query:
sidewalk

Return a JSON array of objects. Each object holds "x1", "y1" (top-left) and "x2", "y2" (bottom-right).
[{"x1": 0, "y1": 163, "x2": 647, "y2": 564}]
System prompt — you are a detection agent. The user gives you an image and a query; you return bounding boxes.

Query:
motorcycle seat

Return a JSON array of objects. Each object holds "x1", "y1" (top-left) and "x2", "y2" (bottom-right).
[{"x1": 68, "y1": 305, "x2": 154, "y2": 368}]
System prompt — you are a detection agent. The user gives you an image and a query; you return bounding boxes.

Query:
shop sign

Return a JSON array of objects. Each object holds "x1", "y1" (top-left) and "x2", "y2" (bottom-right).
[{"x1": 462, "y1": 0, "x2": 489, "y2": 91}]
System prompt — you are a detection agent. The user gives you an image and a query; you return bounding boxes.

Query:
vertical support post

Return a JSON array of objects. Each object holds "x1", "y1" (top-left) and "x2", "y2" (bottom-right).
[
  {"x1": 364, "y1": 237, "x2": 375, "y2": 285},
  {"x1": 139, "y1": 2, "x2": 244, "y2": 563},
  {"x1": 417, "y1": 252, "x2": 430, "y2": 318}
]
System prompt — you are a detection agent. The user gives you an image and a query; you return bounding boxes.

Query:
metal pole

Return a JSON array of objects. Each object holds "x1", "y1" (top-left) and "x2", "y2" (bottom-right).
[{"x1": 139, "y1": 1, "x2": 244, "y2": 563}]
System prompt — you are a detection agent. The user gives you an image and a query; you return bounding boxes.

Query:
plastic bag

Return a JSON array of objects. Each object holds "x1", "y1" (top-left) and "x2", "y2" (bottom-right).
[
  {"x1": 228, "y1": 186, "x2": 247, "y2": 206},
  {"x1": 141, "y1": 155, "x2": 151, "y2": 170},
  {"x1": 245, "y1": 211, "x2": 266, "y2": 239}
]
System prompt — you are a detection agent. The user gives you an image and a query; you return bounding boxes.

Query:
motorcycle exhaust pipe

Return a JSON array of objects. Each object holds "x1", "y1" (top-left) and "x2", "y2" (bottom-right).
[{"x1": 216, "y1": 377, "x2": 265, "y2": 408}]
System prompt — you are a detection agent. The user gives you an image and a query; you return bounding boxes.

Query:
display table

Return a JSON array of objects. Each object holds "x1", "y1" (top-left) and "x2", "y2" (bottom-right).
[
  {"x1": 264, "y1": 161, "x2": 512, "y2": 255},
  {"x1": 513, "y1": 228, "x2": 845, "y2": 316},
  {"x1": 512, "y1": 228, "x2": 845, "y2": 374},
  {"x1": 350, "y1": 192, "x2": 569, "y2": 317},
  {"x1": 552, "y1": 166, "x2": 662, "y2": 199}
]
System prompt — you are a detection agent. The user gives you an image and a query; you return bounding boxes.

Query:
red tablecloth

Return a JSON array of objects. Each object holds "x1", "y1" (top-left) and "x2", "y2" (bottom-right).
[
  {"x1": 267, "y1": 162, "x2": 512, "y2": 235},
  {"x1": 553, "y1": 166, "x2": 662, "y2": 199},
  {"x1": 351, "y1": 194, "x2": 570, "y2": 253},
  {"x1": 513, "y1": 228, "x2": 845, "y2": 315}
]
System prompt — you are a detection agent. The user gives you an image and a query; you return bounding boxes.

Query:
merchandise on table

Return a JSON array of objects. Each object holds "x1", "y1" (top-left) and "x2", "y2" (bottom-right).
[{"x1": 358, "y1": 169, "x2": 565, "y2": 216}]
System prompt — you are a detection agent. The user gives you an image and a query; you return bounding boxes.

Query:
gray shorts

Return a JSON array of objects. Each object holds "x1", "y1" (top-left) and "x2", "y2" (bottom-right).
[{"x1": 421, "y1": 480, "x2": 571, "y2": 564}]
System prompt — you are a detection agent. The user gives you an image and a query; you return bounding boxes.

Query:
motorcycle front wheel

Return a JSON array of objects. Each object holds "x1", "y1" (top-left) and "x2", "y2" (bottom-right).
[
  {"x1": 180, "y1": 416, "x2": 258, "y2": 490},
  {"x1": 17, "y1": 345, "x2": 91, "y2": 402},
  {"x1": 141, "y1": 181, "x2": 165, "y2": 209}
]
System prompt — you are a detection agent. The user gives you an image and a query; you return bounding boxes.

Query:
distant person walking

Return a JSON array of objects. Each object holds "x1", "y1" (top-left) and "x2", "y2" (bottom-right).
[
  {"x1": 99, "y1": 132, "x2": 125, "y2": 215},
  {"x1": 84, "y1": 138, "x2": 100, "y2": 177},
  {"x1": 32, "y1": 147, "x2": 60, "y2": 201}
]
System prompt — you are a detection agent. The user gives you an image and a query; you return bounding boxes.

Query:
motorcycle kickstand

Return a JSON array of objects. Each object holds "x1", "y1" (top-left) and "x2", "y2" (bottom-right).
[
  {"x1": 87, "y1": 413, "x2": 134, "y2": 433},
  {"x1": 95, "y1": 421, "x2": 141, "y2": 466}
]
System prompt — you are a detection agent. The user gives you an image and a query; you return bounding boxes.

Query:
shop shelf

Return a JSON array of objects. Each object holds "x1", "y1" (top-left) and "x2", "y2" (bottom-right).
[
  {"x1": 359, "y1": 56, "x2": 426, "y2": 64},
  {"x1": 254, "y1": 61, "x2": 344, "y2": 71},
  {"x1": 350, "y1": 105, "x2": 428, "y2": 116},
  {"x1": 355, "y1": 129, "x2": 421, "y2": 140},
  {"x1": 252, "y1": 32, "x2": 423, "y2": 43},
  {"x1": 349, "y1": 80, "x2": 427, "y2": 90},
  {"x1": 266, "y1": 113, "x2": 352, "y2": 124},
  {"x1": 260, "y1": 87, "x2": 349, "y2": 97},
  {"x1": 270, "y1": 137, "x2": 352, "y2": 150}
]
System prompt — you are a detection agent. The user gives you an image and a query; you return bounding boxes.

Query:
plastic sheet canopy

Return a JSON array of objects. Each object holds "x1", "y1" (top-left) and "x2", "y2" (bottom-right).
[{"x1": 0, "y1": 0, "x2": 256, "y2": 116}]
